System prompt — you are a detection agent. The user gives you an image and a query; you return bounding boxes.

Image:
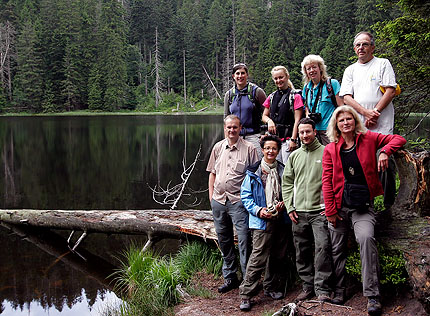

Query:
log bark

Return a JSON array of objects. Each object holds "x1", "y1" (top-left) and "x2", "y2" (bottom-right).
[
  {"x1": 379, "y1": 149, "x2": 430, "y2": 312},
  {"x1": 0, "y1": 209, "x2": 218, "y2": 242}
]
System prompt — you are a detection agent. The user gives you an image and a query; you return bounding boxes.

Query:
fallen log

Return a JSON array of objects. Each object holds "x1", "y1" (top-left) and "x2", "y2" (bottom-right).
[{"x1": 0, "y1": 209, "x2": 218, "y2": 248}]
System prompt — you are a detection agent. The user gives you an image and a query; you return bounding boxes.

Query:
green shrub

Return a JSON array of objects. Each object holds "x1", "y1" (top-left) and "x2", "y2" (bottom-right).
[
  {"x1": 105, "y1": 241, "x2": 223, "y2": 316},
  {"x1": 346, "y1": 244, "x2": 407, "y2": 286}
]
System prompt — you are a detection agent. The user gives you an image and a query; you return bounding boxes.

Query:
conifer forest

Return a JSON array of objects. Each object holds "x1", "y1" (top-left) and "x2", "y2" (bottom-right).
[{"x1": 0, "y1": 0, "x2": 428, "y2": 114}]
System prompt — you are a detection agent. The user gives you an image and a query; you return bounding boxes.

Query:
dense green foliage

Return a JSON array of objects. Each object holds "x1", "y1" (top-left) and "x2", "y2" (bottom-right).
[
  {"x1": 108, "y1": 241, "x2": 222, "y2": 316},
  {"x1": 346, "y1": 244, "x2": 407, "y2": 286},
  {"x1": 0, "y1": 0, "x2": 427, "y2": 112}
]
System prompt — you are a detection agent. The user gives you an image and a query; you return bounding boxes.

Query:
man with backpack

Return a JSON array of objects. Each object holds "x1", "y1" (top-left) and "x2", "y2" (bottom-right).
[
  {"x1": 340, "y1": 31, "x2": 398, "y2": 211},
  {"x1": 224, "y1": 63, "x2": 267, "y2": 158},
  {"x1": 301, "y1": 55, "x2": 343, "y2": 145}
]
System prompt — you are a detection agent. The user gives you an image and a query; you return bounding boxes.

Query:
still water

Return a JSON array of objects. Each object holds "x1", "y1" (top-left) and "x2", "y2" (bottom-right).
[{"x1": 0, "y1": 114, "x2": 224, "y2": 315}]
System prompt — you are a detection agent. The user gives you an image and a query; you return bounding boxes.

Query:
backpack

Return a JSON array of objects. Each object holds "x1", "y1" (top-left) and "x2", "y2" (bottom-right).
[
  {"x1": 228, "y1": 82, "x2": 257, "y2": 105},
  {"x1": 304, "y1": 77, "x2": 337, "y2": 110}
]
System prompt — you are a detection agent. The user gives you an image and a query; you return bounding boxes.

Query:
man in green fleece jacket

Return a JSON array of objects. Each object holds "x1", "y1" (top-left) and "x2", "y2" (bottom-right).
[{"x1": 282, "y1": 117, "x2": 332, "y2": 302}]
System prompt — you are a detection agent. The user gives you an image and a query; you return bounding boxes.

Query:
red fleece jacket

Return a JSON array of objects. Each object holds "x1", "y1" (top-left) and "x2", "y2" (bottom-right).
[{"x1": 322, "y1": 131, "x2": 406, "y2": 217}]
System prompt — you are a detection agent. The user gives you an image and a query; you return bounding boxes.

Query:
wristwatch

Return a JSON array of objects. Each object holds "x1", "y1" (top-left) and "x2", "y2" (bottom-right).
[{"x1": 290, "y1": 138, "x2": 297, "y2": 144}]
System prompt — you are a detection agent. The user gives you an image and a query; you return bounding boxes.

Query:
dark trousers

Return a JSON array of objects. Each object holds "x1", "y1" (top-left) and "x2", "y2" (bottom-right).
[
  {"x1": 211, "y1": 198, "x2": 251, "y2": 280},
  {"x1": 291, "y1": 211, "x2": 332, "y2": 296}
]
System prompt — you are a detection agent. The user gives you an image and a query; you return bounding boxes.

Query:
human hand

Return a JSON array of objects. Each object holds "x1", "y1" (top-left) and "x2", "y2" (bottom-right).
[
  {"x1": 289, "y1": 211, "x2": 298, "y2": 224},
  {"x1": 268, "y1": 119, "x2": 276, "y2": 134},
  {"x1": 259, "y1": 208, "x2": 272, "y2": 219},
  {"x1": 364, "y1": 108, "x2": 380, "y2": 122},
  {"x1": 378, "y1": 152, "x2": 389, "y2": 172},
  {"x1": 327, "y1": 214, "x2": 342, "y2": 228},
  {"x1": 289, "y1": 140, "x2": 297, "y2": 151},
  {"x1": 275, "y1": 201, "x2": 285, "y2": 213}
]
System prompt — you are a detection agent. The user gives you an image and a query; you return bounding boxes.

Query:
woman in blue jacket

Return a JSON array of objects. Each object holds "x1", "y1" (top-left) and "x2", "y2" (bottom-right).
[{"x1": 238, "y1": 134, "x2": 290, "y2": 311}]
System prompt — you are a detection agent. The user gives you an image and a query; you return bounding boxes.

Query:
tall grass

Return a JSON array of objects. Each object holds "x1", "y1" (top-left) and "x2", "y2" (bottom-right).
[{"x1": 101, "y1": 241, "x2": 222, "y2": 316}]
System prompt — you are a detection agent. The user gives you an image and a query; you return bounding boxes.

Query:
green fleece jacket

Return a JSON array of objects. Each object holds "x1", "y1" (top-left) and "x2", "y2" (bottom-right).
[{"x1": 282, "y1": 138, "x2": 325, "y2": 213}]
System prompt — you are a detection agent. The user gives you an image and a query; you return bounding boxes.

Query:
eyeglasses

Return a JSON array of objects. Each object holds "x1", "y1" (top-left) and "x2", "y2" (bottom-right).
[
  {"x1": 354, "y1": 42, "x2": 371, "y2": 48},
  {"x1": 263, "y1": 147, "x2": 278, "y2": 152}
]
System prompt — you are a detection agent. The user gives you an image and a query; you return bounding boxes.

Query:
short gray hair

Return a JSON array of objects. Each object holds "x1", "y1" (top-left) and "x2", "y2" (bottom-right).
[{"x1": 353, "y1": 31, "x2": 375, "y2": 46}]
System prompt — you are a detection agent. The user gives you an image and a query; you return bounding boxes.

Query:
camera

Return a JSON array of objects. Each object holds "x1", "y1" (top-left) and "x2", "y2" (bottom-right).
[{"x1": 309, "y1": 112, "x2": 322, "y2": 124}]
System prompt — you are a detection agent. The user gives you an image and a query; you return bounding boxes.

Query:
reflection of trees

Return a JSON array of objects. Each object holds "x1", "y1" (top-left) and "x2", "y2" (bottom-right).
[
  {"x1": 0, "y1": 224, "x2": 120, "y2": 313},
  {"x1": 0, "y1": 115, "x2": 224, "y2": 210}
]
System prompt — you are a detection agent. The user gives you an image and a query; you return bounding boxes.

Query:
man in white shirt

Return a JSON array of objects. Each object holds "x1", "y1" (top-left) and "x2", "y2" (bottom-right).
[
  {"x1": 339, "y1": 31, "x2": 398, "y2": 316},
  {"x1": 340, "y1": 31, "x2": 398, "y2": 208}
]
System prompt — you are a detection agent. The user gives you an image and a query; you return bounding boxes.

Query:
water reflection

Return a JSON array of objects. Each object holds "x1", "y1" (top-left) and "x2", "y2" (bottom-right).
[{"x1": 0, "y1": 115, "x2": 224, "y2": 210}]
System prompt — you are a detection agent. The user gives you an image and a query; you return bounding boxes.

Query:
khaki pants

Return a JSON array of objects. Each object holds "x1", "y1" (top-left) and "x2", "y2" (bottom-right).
[
  {"x1": 329, "y1": 206, "x2": 380, "y2": 297},
  {"x1": 239, "y1": 219, "x2": 289, "y2": 299}
]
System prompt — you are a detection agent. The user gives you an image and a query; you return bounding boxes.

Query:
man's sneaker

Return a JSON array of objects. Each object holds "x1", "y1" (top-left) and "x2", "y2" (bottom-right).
[
  {"x1": 218, "y1": 278, "x2": 239, "y2": 293},
  {"x1": 317, "y1": 294, "x2": 331, "y2": 303},
  {"x1": 367, "y1": 296, "x2": 382, "y2": 316},
  {"x1": 295, "y1": 288, "x2": 315, "y2": 301},
  {"x1": 332, "y1": 292, "x2": 345, "y2": 305},
  {"x1": 239, "y1": 299, "x2": 251, "y2": 311},
  {"x1": 264, "y1": 290, "x2": 284, "y2": 300}
]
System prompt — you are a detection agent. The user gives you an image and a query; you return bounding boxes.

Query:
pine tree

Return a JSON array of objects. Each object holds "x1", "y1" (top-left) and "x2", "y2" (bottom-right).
[{"x1": 13, "y1": 18, "x2": 43, "y2": 111}]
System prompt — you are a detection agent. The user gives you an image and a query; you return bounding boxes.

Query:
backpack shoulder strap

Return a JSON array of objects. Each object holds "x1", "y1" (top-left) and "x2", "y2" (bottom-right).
[
  {"x1": 228, "y1": 86, "x2": 236, "y2": 104},
  {"x1": 326, "y1": 77, "x2": 338, "y2": 107}
]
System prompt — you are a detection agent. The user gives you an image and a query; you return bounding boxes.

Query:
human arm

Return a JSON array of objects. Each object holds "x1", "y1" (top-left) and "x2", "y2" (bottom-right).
[
  {"x1": 335, "y1": 93, "x2": 343, "y2": 106},
  {"x1": 262, "y1": 106, "x2": 277, "y2": 134},
  {"x1": 322, "y1": 145, "x2": 339, "y2": 218},
  {"x1": 344, "y1": 94, "x2": 380, "y2": 126},
  {"x1": 208, "y1": 172, "x2": 215, "y2": 201},
  {"x1": 281, "y1": 156, "x2": 297, "y2": 221},
  {"x1": 375, "y1": 132, "x2": 407, "y2": 171},
  {"x1": 374, "y1": 86, "x2": 395, "y2": 113},
  {"x1": 240, "y1": 174, "x2": 270, "y2": 219},
  {"x1": 290, "y1": 94, "x2": 304, "y2": 150},
  {"x1": 223, "y1": 91, "x2": 230, "y2": 118}
]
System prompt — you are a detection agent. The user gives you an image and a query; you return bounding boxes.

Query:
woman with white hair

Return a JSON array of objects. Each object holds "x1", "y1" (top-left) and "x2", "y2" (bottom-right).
[
  {"x1": 322, "y1": 105, "x2": 406, "y2": 315},
  {"x1": 301, "y1": 55, "x2": 343, "y2": 145},
  {"x1": 261, "y1": 65, "x2": 304, "y2": 164}
]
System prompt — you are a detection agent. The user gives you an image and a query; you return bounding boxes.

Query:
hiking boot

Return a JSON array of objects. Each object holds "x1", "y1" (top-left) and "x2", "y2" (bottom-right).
[
  {"x1": 332, "y1": 292, "x2": 345, "y2": 305},
  {"x1": 317, "y1": 294, "x2": 331, "y2": 303},
  {"x1": 218, "y1": 278, "x2": 239, "y2": 293},
  {"x1": 367, "y1": 296, "x2": 382, "y2": 316},
  {"x1": 239, "y1": 299, "x2": 251, "y2": 311},
  {"x1": 295, "y1": 288, "x2": 314, "y2": 301},
  {"x1": 264, "y1": 290, "x2": 284, "y2": 300}
]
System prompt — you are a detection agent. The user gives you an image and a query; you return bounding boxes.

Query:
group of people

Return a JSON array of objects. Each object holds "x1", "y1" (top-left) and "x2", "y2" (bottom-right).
[{"x1": 207, "y1": 31, "x2": 407, "y2": 316}]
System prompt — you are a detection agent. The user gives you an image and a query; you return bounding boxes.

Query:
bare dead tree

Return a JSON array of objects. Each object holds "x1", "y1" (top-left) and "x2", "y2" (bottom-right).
[
  {"x1": 183, "y1": 49, "x2": 187, "y2": 103},
  {"x1": 0, "y1": 21, "x2": 15, "y2": 100},
  {"x1": 202, "y1": 64, "x2": 222, "y2": 100},
  {"x1": 153, "y1": 27, "x2": 163, "y2": 108},
  {"x1": 149, "y1": 145, "x2": 204, "y2": 210}
]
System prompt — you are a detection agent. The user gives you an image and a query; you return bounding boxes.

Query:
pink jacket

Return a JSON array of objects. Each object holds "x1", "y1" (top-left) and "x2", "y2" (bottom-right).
[{"x1": 322, "y1": 131, "x2": 406, "y2": 216}]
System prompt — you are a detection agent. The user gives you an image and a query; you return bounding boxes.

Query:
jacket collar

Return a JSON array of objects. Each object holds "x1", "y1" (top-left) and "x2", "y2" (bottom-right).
[{"x1": 301, "y1": 137, "x2": 322, "y2": 152}]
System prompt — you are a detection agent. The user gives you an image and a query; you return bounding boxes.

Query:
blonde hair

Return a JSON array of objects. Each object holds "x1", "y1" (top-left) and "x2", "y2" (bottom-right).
[
  {"x1": 271, "y1": 65, "x2": 294, "y2": 89},
  {"x1": 301, "y1": 55, "x2": 329, "y2": 85},
  {"x1": 326, "y1": 105, "x2": 367, "y2": 143}
]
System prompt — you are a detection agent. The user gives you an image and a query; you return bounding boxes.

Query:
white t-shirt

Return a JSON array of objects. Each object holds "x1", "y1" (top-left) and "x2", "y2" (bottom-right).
[{"x1": 340, "y1": 57, "x2": 397, "y2": 134}]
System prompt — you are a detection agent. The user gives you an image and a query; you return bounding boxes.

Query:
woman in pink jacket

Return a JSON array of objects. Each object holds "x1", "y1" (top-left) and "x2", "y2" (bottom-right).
[{"x1": 322, "y1": 105, "x2": 406, "y2": 315}]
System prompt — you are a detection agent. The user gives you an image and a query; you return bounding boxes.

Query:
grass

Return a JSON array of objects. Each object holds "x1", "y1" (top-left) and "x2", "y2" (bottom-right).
[{"x1": 101, "y1": 241, "x2": 222, "y2": 316}]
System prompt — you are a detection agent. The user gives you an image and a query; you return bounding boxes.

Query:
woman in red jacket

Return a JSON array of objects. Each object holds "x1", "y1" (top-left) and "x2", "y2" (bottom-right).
[{"x1": 322, "y1": 105, "x2": 406, "y2": 315}]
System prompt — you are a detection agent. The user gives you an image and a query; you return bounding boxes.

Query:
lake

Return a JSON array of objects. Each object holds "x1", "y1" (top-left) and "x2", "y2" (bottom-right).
[
  {"x1": 0, "y1": 114, "x2": 224, "y2": 315},
  {"x1": 0, "y1": 113, "x2": 428, "y2": 315}
]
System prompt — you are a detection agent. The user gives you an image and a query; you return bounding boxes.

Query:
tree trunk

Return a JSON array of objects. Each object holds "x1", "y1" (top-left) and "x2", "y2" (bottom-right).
[
  {"x1": 378, "y1": 149, "x2": 430, "y2": 312},
  {"x1": 0, "y1": 209, "x2": 218, "y2": 241}
]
